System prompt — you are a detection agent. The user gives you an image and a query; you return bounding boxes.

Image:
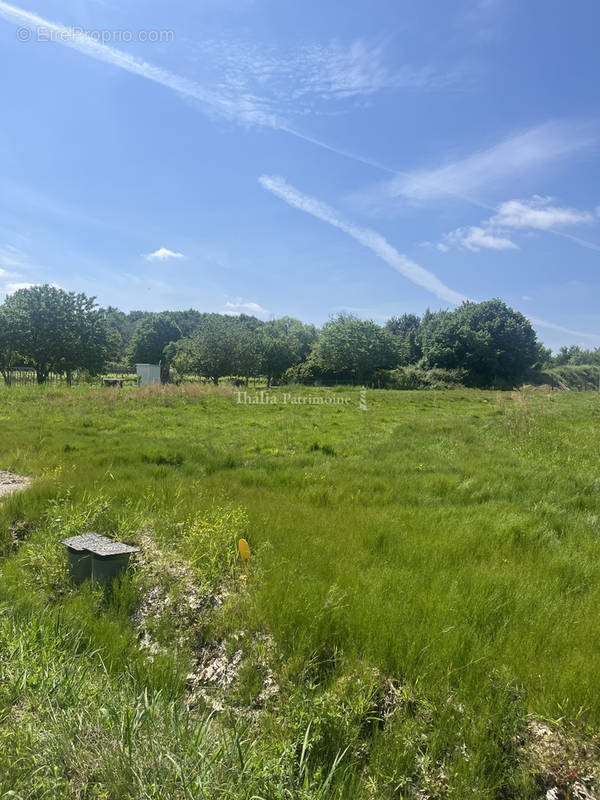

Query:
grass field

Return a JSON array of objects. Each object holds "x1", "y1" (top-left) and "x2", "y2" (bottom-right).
[{"x1": 1, "y1": 384, "x2": 599, "y2": 798}]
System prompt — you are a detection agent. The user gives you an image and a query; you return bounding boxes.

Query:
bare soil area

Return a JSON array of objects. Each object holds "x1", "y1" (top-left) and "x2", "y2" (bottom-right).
[{"x1": 0, "y1": 471, "x2": 30, "y2": 498}]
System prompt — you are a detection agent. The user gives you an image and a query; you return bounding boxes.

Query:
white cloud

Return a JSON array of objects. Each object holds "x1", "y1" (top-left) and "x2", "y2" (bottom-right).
[
  {"x1": 1, "y1": 280, "x2": 64, "y2": 296},
  {"x1": 442, "y1": 225, "x2": 518, "y2": 252},
  {"x1": 439, "y1": 195, "x2": 598, "y2": 253},
  {"x1": 145, "y1": 247, "x2": 185, "y2": 262},
  {"x1": 186, "y1": 37, "x2": 444, "y2": 113},
  {"x1": 259, "y1": 174, "x2": 467, "y2": 306},
  {"x1": 277, "y1": 39, "x2": 440, "y2": 100},
  {"x1": 491, "y1": 196, "x2": 594, "y2": 230},
  {"x1": 376, "y1": 122, "x2": 594, "y2": 203},
  {"x1": 4, "y1": 281, "x2": 34, "y2": 293},
  {"x1": 224, "y1": 299, "x2": 266, "y2": 313}
]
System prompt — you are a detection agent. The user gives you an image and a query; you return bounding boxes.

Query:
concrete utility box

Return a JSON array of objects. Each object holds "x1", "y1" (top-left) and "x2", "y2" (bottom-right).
[
  {"x1": 136, "y1": 363, "x2": 161, "y2": 386},
  {"x1": 90, "y1": 540, "x2": 139, "y2": 584},
  {"x1": 62, "y1": 533, "x2": 112, "y2": 584},
  {"x1": 61, "y1": 533, "x2": 139, "y2": 585}
]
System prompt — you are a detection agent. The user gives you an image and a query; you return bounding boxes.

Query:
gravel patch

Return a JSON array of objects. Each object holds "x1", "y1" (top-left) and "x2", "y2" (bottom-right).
[{"x1": 0, "y1": 471, "x2": 30, "y2": 499}]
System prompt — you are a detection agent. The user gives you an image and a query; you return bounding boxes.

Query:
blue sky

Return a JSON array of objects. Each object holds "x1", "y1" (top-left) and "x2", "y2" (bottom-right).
[{"x1": 0, "y1": 0, "x2": 599, "y2": 349}]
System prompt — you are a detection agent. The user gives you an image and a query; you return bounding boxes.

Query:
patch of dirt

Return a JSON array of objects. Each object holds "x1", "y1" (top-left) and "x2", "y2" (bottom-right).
[
  {"x1": 525, "y1": 718, "x2": 599, "y2": 800},
  {"x1": 0, "y1": 471, "x2": 30, "y2": 499},
  {"x1": 188, "y1": 637, "x2": 244, "y2": 711},
  {"x1": 132, "y1": 532, "x2": 279, "y2": 717},
  {"x1": 132, "y1": 531, "x2": 225, "y2": 654},
  {"x1": 187, "y1": 631, "x2": 279, "y2": 715}
]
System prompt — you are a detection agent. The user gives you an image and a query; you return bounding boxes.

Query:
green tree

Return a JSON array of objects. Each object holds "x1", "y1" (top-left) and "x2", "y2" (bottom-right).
[
  {"x1": 0, "y1": 306, "x2": 18, "y2": 385},
  {"x1": 3, "y1": 285, "x2": 111, "y2": 384},
  {"x1": 256, "y1": 317, "x2": 318, "y2": 386},
  {"x1": 175, "y1": 314, "x2": 238, "y2": 384},
  {"x1": 551, "y1": 344, "x2": 598, "y2": 366},
  {"x1": 58, "y1": 295, "x2": 114, "y2": 384},
  {"x1": 421, "y1": 299, "x2": 538, "y2": 387},
  {"x1": 169, "y1": 309, "x2": 206, "y2": 338},
  {"x1": 234, "y1": 323, "x2": 263, "y2": 383},
  {"x1": 311, "y1": 313, "x2": 398, "y2": 383},
  {"x1": 534, "y1": 342, "x2": 552, "y2": 369},
  {"x1": 274, "y1": 317, "x2": 318, "y2": 361},
  {"x1": 258, "y1": 332, "x2": 297, "y2": 386},
  {"x1": 128, "y1": 314, "x2": 182, "y2": 367},
  {"x1": 385, "y1": 313, "x2": 422, "y2": 363}
]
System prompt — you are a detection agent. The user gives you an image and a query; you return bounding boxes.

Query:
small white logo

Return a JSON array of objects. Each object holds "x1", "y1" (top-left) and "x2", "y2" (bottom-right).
[{"x1": 359, "y1": 386, "x2": 368, "y2": 412}]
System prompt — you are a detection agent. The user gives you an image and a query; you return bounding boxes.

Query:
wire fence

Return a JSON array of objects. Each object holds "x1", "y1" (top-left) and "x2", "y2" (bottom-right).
[
  {"x1": 5, "y1": 369, "x2": 67, "y2": 385},
  {"x1": 3, "y1": 369, "x2": 139, "y2": 386}
]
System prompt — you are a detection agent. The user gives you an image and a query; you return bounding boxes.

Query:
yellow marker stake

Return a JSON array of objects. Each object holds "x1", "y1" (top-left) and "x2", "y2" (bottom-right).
[{"x1": 238, "y1": 538, "x2": 251, "y2": 576}]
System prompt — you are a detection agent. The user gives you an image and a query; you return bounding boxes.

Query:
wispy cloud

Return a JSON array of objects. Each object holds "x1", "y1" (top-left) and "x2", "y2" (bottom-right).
[
  {"x1": 259, "y1": 175, "x2": 600, "y2": 343},
  {"x1": 490, "y1": 196, "x2": 594, "y2": 230},
  {"x1": 259, "y1": 174, "x2": 467, "y2": 305},
  {"x1": 191, "y1": 38, "x2": 443, "y2": 111},
  {"x1": 0, "y1": 245, "x2": 27, "y2": 296},
  {"x1": 145, "y1": 247, "x2": 185, "y2": 262},
  {"x1": 527, "y1": 316, "x2": 600, "y2": 342},
  {"x1": 224, "y1": 299, "x2": 266, "y2": 314},
  {"x1": 369, "y1": 121, "x2": 595, "y2": 204},
  {"x1": 441, "y1": 225, "x2": 518, "y2": 252},
  {"x1": 0, "y1": 244, "x2": 63, "y2": 297},
  {"x1": 0, "y1": 244, "x2": 28, "y2": 273},
  {"x1": 0, "y1": 2, "x2": 439, "y2": 172},
  {"x1": 439, "y1": 195, "x2": 598, "y2": 253},
  {"x1": 293, "y1": 40, "x2": 439, "y2": 99},
  {"x1": 0, "y1": 1, "x2": 282, "y2": 128}
]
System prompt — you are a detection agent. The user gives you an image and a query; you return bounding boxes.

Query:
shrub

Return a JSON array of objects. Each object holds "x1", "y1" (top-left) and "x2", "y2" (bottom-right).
[
  {"x1": 282, "y1": 360, "x2": 324, "y2": 385},
  {"x1": 379, "y1": 364, "x2": 466, "y2": 390}
]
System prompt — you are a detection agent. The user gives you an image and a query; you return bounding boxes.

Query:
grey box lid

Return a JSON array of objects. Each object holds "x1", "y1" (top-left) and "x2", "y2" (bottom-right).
[
  {"x1": 90, "y1": 541, "x2": 139, "y2": 557},
  {"x1": 61, "y1": 533, "x2": 139, "y2": 556},
  {"x1": 61, "y1": 533, "x2": 112, "y2": 551}
]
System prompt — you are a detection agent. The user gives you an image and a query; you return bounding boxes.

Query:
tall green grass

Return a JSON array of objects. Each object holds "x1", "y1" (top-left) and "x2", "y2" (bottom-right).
[{"x1": 1, "y1": 383, "x2": 599, "y2": 797}]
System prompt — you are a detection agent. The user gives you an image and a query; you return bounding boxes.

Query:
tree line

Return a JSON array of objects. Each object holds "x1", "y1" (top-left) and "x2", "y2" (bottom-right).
[{"x1": 0, "y1": 284, "x2": 593, "y2": 388}]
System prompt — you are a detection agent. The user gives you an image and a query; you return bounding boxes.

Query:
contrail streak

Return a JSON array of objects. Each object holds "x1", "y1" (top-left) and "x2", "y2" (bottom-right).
[
  {"x1": 260, "y1": 174, "x2": 600, "y2": 343},
  {"x1": 259, "y1": 174, "x2": 467, "y2": 306}
]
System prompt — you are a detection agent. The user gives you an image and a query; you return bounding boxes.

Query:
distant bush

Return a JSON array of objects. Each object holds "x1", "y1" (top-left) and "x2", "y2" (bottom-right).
[
  {"x1": 282, "y1": 360, "x2": 323, "y2": 384},
  {"x1": 378, "y1": 364, "x2": 466, "y2": 390},
  {"x1": 537, "y1": 364, "x2": 600, "y2": 391}
]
